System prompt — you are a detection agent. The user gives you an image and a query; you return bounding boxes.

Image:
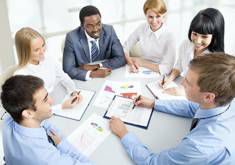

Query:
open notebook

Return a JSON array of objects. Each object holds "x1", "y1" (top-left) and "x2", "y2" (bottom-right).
[
  {"x1": 104, "y1": 95, "x2": 153, "y2": 129},
  {"x1": 146, "y1": 81, "x2": 186, "y2": 100},
  {"x1": 53, "y1": 89, "x2": 95, "y2": 120}
]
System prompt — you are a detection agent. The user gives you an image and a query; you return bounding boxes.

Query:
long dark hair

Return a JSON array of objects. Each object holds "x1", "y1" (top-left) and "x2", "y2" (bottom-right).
[{"x1": 188, "y1": 8, "x2": 225, "y2": 52}]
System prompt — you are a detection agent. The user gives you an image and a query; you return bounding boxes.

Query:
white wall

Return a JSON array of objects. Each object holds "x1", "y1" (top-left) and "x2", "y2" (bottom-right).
[{"x1": 0, "y1": 0, "x2": 15, "y2": 74}]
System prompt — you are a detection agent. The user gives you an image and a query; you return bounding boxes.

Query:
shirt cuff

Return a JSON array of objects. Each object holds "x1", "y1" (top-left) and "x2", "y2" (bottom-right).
[
  {"x1": 52, "y1": 104, "x2": 62, "y2": 113},
  {"x1": 159, "y1": 64, "x2": 171, "y2": 75},
  {"x1": 121, "y1": 132, "x2": 141, "y2": 149},
  {"x1": 85, "y1": 71, "x2": 92, "y2": 80},
  {"x1": 57, "y1": 138, "x2": 73, "y2": 153}
]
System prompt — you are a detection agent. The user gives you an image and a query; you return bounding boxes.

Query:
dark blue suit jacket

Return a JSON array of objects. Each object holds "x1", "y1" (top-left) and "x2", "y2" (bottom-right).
[{"x1": 63, "y1": 24, "x2": 126, "y2": 81}]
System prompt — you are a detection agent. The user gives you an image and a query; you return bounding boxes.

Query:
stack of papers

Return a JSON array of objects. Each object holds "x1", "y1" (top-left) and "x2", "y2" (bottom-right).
[{"x1": 93, "y1": 80, "x2": 141, "y2": 109}]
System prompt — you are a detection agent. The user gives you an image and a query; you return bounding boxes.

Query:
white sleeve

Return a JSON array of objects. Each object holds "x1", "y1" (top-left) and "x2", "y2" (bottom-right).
[
  {"x1": 55, "y1": 60, "x2": 76, "y2": 93},
  {"x1": 123, "y1": 24, "x2": 142, "y2": 54},
  {"x1": 158, "y1": 34, "x2": 176, "y2": 75},
  {"x1": 174, "y1": 41, "x2": 188, "y2": 73}
]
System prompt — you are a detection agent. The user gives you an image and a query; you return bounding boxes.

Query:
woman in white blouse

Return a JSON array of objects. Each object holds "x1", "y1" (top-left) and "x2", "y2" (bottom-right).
[
  {"x1": 123, "y1": 0, "x2": 176, "y2": 75},
  {"x1": 14, "y1": 27, "x2": 81, "y2": 110},
  {"x1": 161, "y1": 8, "x2": 225, "y2": 95}
]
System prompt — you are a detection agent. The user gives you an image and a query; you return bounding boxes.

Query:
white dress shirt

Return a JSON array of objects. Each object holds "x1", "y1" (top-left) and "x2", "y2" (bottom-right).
[
  {"x1": 84, "y1": 31, "x2": 102, "y2": 80},
  {"x1": 123, "y1": 22, "x2": 176, "y2": 75},
  {"x1": 174, "y1": 40, "x2": 210, "y2": 76},
  {"x1": 14, "y1": 52, "x2": 76, "y2": 111}
]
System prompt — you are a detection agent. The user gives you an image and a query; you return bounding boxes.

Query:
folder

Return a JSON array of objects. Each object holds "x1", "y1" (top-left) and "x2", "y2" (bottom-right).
[{"x1": 103, "y1": 95, "x2": 153, "y2": 129}]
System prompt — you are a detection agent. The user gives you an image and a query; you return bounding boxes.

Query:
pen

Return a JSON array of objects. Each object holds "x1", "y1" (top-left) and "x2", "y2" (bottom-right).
[
  {"x1": 161, "y1": 75, "x2": 165, "y2": 86},
  {"x1": 71, "y1": 91, "x2": 81, "y2": 104},
  {"x1": 132, "y1": 95, "x2": 141, "y2": 110}
]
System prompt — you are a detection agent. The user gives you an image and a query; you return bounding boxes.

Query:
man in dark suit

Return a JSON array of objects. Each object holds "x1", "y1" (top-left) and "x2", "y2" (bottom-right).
[{"x1": 63, "y1": 5, "x2": 126, "y2": 81}]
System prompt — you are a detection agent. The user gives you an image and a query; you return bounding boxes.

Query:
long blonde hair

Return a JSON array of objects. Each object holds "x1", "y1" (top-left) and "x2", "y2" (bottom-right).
[{"x1": 15, "y1": 27, "x2": 45, "y2": 67}]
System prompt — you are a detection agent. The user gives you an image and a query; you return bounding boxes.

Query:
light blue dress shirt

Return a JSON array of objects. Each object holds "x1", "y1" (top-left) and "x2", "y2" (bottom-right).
[
  {"x1": 121, "y1": 99, "x2": 235, "y2": 165},
  {"x1": 2, "y1": 115, "x2": 94, "y2": 165}
]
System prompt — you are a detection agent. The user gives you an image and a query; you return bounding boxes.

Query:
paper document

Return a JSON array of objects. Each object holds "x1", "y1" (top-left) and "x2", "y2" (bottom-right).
[
  {"x1": 146, "y1": 81, "x2": 186, "y2": 100},
  {"x1": 125, "y1": 66, "x2": 159, "y2": 78},
  {"x1": 53, "y1": 89, "x2": 95, "y2": 120},
  {"x1": 67, "y1": 114, "x2": 110, "y2": 156},
  {"x1": 93, "y1": 80, "x2": 141, "y2": 109},
  {"x1": 104, "y1": 95, "x2": 153, "y2": 129}
]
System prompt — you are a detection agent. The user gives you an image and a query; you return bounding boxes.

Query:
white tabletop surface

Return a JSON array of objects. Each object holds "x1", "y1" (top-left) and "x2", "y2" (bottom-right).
[{"x1": 48, "y1": 65, "x2": 192, "y2": 165}]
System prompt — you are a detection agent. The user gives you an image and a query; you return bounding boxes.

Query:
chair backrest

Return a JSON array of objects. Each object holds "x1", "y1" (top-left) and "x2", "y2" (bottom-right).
[
  {"x1": 0, "y1": 65, "x2": 17, "y2": 87},
  {"x1": 129, "y1": 42, "x2": 141, "y2": 57}
]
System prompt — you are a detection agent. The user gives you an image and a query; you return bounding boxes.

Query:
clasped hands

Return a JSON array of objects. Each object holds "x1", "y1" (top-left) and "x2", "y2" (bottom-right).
[{"x1": 79, "y1": 64, "x2": 111, "y2": 78}]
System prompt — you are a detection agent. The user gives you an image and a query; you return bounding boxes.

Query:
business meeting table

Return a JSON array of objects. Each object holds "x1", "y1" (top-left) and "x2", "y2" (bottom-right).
[{"x1": 49, "y1": 65, "x2": 192, "y2": 165}]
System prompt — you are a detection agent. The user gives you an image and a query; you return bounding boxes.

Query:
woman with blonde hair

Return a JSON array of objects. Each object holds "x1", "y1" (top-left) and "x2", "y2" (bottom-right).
[
  {"x1": 14, "y1": 27, "x2": 81, "y2": 110},
  {"x1": 124, "y1": 0, "x2": 176, "y2": 75}
]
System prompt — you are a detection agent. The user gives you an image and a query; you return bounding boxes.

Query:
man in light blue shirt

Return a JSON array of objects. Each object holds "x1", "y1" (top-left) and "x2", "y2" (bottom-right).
[
  {"x1": 1, "y1": 75, "x2": 94, "y2": 165},
  {"x1": 110, "y1": 53, "x2": 235, "y2": 164}
]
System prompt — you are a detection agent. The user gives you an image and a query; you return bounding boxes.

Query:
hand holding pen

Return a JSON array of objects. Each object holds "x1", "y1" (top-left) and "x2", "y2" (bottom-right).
[
  {"x1": 159, "y1": 75, "x2": 169, "y2": 88},
  {"x1": 71, "y1": 91, "x2": 81, "y2": 104},
  {"x1": 62, "y1": 91, "x2": 81, "y2": 109},
  {"x1": 132, "y1": 95, "x2": 142, "y2": 110},
  {"x1": 133, "y1": 95, "x2": 155, "y2": 109}
]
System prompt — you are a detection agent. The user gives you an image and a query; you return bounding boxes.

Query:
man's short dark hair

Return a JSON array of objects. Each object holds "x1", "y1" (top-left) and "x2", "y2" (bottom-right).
[
  {"x1": 79, "y1": 5, "x2": 101, "y2": 26},
  {"x1": 1, "y1": 75, "x2": 44, "y2": 123}
]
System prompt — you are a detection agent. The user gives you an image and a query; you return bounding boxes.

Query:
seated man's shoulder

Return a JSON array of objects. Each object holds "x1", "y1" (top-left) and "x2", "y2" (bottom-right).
[
  {"x1": 67, "y1": 26, "x2": 83, "y2": 37},
  {"x1": 102, "y1": 24, "x2": 115, "y2": 33}
]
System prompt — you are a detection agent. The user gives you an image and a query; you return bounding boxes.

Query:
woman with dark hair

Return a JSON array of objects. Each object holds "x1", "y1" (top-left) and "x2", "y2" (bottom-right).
[{"x1": 160, "y1": 8, "x2": 225, "y2": 95}]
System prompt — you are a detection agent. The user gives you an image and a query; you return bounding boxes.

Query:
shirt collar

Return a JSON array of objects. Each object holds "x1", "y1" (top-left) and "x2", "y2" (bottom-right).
[
  {"x1": 13, "y1": 119, "x2": 48, "y2": 140},
  {"x1": 147, "y1": 23, "x2": 165, "y2": 39},
  {"x1": 85, "y1": 30, "x2": 99, "y2": 43},
  {"x1": 194, "y1": 104, "x2": 230, "y2": 119}
]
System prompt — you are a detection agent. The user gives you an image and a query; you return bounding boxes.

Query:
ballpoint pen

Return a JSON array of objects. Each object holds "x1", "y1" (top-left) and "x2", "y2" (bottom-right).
[
  {"x1": 71, "y1": 91, "x2": 81, "y2": 104},
  {"x1": 161, "y1": 75, "x2": 165, "y2": 86},
  {"x1": 132, "y1": 95, "x2": 141, "y2": 110}
]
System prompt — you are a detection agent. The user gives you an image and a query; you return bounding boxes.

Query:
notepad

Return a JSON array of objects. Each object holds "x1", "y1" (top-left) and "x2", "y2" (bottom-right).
[
  {"x1": 53, "y1": 89, "x2": 95, "y2": 120},
  {"x1": 125, "y1": 66, "x2": 159, "y2": 78},
  {"x1": 67, "y1": 114, "x2": 110, "y2": 156},
  {"x1": 146, "y1": 81, "x2": 186, "y2": 100},
  {"x1": 104, "y1": 95, "x2": 153, "y2": 129}
]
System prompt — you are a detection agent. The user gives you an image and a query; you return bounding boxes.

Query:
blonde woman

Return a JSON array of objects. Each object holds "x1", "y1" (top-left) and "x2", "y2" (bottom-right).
[
  {"x1": 14, "y1": 27, "x2": 81, "y2": 111},
  {"x1": 124, "y1": 0, "x2": 176, "y2": 75}
]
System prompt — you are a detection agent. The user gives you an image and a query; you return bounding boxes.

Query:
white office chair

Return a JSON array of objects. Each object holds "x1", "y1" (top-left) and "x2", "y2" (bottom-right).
[
  {"x1": 0, "y1": 65, "x2": 17, "y2": 165},
  {"x1": 0, "y1": 65, "x2": 17, "y2": 88}
]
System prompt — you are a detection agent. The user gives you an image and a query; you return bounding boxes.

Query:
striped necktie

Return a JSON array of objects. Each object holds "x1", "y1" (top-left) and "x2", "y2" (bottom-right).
[{"x1": 90, "y1": 40, "x2": 99, "y2": 62}]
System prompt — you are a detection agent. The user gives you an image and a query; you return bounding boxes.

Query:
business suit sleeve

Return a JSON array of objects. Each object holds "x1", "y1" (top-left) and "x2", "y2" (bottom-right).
[
  {"x1": 63, "y1": 34, "x2": 88, "y2": 81},
  {"x1": 101, "y1": 26, "x2": 126, "y2": 69}
]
